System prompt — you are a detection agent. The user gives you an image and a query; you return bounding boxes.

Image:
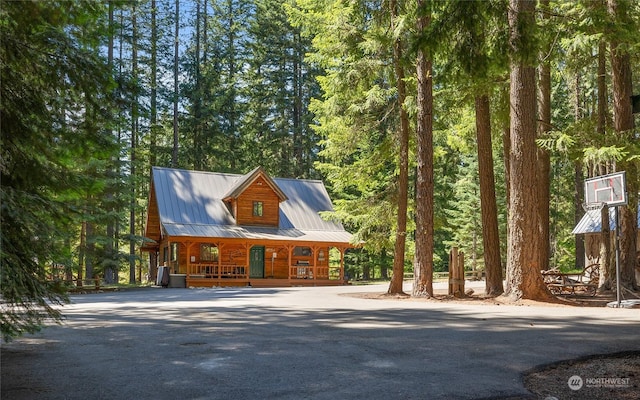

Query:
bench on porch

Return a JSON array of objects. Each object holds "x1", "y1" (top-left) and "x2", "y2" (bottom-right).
[{"x1": 542, "y1": 264, "x2": 599, "y2": 296}]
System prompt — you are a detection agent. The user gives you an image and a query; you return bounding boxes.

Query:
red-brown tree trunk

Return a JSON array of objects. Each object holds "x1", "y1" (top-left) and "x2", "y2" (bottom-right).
[
  {"x1": 388, "y1": 0, "x2": 409, "y2": 295},
  {"x1": 475, "y1": 94, "x2": 503, "y2": 296},
  {"x1": 537, "y1": 0, "x2": 551, "y2": 273},
  {"x1": 412, "y1": 0, "x2": 434, "y2": 298},
  {"x1": 505, "y1": 0, "x2": 552, "y2": 301},
  {"x1": 609, "y1": 0, "x2": 638, "y2": 290}
]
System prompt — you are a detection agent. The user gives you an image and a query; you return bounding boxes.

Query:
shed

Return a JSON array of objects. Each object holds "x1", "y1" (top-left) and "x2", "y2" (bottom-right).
[{"x1": 572, "y1": 205, "x2": 640, "y2": 266}]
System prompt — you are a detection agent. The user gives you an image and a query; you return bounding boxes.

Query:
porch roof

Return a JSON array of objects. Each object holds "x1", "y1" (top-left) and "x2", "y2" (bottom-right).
[
  {"x1": 572, "y1": 204, "x2": 640, "y2": 234},
  {"x1": 162, "y1": 223, "x2": 354, "y2": 244}
]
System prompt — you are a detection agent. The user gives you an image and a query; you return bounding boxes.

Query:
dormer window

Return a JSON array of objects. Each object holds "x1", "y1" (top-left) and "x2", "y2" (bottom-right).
[{"x1": 253, "y1": 201, "x2": 264, "y2": 217}]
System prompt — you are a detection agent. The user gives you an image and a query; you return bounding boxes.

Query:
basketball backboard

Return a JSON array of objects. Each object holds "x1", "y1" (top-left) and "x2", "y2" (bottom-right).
[{"x1": 584, "y1": 171, "x2": 627, "y2": 207}]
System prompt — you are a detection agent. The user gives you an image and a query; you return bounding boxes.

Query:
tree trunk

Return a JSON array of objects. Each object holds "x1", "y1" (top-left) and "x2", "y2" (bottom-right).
[
  {"x1": 194, "y1": 0, "x2": 202, "y2": 170},
  {"x1": 574, "y1": 161, "x2": 586, "y2": 269},
  {"x1": 502, "y1": 124, "x2": 511, "y2": 210},
  {"x1": 475, "y1": 94, "x2": 503, "y2": 296},
  {"x1": 388, "y1": 0, "x2": 409, "y2": 295},
  {"x1": 150, "y1": 0, "x2": 157, "y2": 169},
  {"x1": 572, "y1": 72, "x2": 586, "y2": 271},
  {"x1": 78, "y1": 221, "x2": 86, "y2": 286},
  {"x1": 105, "y1": 0, "x2": 118, "y2": 285},
  {"x1": 536, "y1": 1, "x2": 551, "y2": 273},
  {"x1": 608, "y1": 0, "x2": 637, "y2": 290},
  {"x1": 293, "y1": 31, "x2": 304, "y2": 177},
  {"x1": 599, "y1": 204, "x2": 612, "y2": 291},
  {"x1": 172, "y1": 0, "x2": 179, "y2": 167},
  {"x1": 597, "y1": 40, "x2": 607, "y2": 139},
  {"x1": 86, "y1": 220, "x2": 94, "y2": 280},
  {"x1": 412, "y1": 0, "x2": 434, "y2": 298},
  {"x1": 505, "y1": 0, "x2": 551, "y2": 301},
  {"x1": 129, "y1": 4, "x2": 138, "y2": 285}
]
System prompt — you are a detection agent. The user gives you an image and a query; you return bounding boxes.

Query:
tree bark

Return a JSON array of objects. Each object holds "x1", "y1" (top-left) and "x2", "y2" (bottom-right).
[
  {"x1": 172, "y1": 0, "x2": 179, "y2": 167},
  {"x1": 608, "y1": 0, "x2": 637, "y2": 290},
  {"x1": 572, "y1": 72, "x2": 586, "y2": 271},
  {"x1": 150, "y1": 0, "x2": 157, "y2": 169},
  {"x1": 574, "y1": 161, "x2": 586, "y2": 269},
  {"x1": 105, "y1": 0, "x2": 118, "y2": 285},
  {"x1": 388, "y1": 0, "x2": 409, "y2": 295},
  {"x1": 412, "y1": 0, "x2": 434, "y2": 298},
  {"x1": 505, "y1": 0, "x2": 552, "y2": 301},
  {"x1": 130, "y1": 4, "x2": 138, "y2": 285},
  {"x1": 194, "y1": 0, "x2": 202, "y2": 170},
  {"x1": 597, "y1": 40, "x2": 608, "y2": 139},
  {"x1": 599, "y1": 204, "x2": 613, "y2": 291},
  {"x1": 536, "y1": 1, "x2": 551, "y2": 273},
  {"x1": 475, "y1": 94, "x2": 503, "y2": 296}
]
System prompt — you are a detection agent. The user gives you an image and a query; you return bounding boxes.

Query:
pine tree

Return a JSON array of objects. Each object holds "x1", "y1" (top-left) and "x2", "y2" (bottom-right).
[
  {"x1": 505, "y1": 0, "x2": 552, "y2": 301},
  {"x1": 412, "y1": 0, "x2": 435, "y2": 298},
  {"x1": 1, "y1": 1, "x2": 118, "y2": 340}
]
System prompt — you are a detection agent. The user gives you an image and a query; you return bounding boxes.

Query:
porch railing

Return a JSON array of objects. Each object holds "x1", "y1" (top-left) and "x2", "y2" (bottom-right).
[
  {"x1": 188, "y1": 263, "x2": 247, "y2": 279},
  {"x1": 289, "y1": 266, "x2": 330, "y2": 280}
]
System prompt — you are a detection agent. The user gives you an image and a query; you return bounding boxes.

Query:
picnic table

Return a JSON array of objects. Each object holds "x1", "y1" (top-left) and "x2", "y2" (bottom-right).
[{"x1": 542, "y1": 264, "x2": 599, "y2": 297}]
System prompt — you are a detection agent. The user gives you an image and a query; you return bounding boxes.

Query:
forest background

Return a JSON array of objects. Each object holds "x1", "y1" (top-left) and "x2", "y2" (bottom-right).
[{"x1": 1, "y1": 0, "x2": 639, "y2": 340}]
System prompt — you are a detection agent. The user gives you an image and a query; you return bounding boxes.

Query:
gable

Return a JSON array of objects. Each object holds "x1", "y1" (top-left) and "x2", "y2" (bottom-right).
[
  {"x1": 223, "y1": 166, "x2": 288, "y2": 202},
  {"x1": 234, "y1": 176, "x2": 281, "y2": 226},
  {"x1": 143, "y1": 179, "x2": 161, "y2": 243}
]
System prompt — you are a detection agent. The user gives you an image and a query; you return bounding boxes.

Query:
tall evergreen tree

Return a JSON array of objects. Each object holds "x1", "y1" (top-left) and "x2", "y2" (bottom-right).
[
  {"x1": 536, "y1": 0, "x2": 552, "y2": 275},
  {"x1": 1, "y1": 1, "x2": 118, "y2": 340},
  {"x1": 412, "y1": 0, "x2": 435, "y2": 298},
  {"x1": 387, "y1": 0, "x2": 411, "y2": 295},
  {"x1": 505, "y1": 0, "x2": 552, "y2": 301},
  {"x1": 607, "y1": 0, "x2": 638, "y2": 290}
]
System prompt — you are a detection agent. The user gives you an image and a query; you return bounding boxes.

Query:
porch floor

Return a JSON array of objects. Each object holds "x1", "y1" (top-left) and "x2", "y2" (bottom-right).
[{"x1": 185, "y1": 277, "x2": 348, "y2": 288}]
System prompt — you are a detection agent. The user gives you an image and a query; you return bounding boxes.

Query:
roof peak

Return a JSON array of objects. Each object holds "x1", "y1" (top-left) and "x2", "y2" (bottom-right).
[{"x1": 222, "y1": 166, "x2": 288, "y2": 202}]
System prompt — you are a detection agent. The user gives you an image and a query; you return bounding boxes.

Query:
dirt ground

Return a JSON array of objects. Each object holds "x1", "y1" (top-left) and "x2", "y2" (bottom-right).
[{"x1": 522, "y1": 351, "x2": 640, "y2": 400}]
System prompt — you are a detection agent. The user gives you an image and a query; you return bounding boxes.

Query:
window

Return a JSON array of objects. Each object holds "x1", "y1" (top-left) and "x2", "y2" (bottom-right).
[
  {"x1": 293, "y1": 246, "x2": 312, "y2": 256},
  {"x1": 253, "y1": 201, "x2": 263, "y2": 217},
  {"x1": 170, "y1": 243, "x2": 178, "y2": 262},
  {"x1": 200, "y1": 244, "x2": 219, "y2": 262}
]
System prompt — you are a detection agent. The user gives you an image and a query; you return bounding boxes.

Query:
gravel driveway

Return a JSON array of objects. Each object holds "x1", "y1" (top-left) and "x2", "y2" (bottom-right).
[{"x1": 2, "y1": 283, "x2": 638, "y2": 399}]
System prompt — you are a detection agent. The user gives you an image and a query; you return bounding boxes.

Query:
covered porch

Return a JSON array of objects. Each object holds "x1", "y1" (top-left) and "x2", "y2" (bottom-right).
[{"x1": 154, "y1": 237, "x2": 351, "y2": 288}]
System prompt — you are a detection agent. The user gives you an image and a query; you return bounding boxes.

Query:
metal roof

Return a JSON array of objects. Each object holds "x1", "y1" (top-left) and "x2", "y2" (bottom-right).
[
  {"x1": 151, "y1": 167, "x2": 353, "y2": 244},
  {"x1": 572, "y1": 205, "x2": 640, "y2": 234}
]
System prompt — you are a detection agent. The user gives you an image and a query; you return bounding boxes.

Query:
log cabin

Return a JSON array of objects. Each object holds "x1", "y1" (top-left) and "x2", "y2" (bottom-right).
[{"x1": 142, "y1": 166, "x2": 356, "y2": 287}]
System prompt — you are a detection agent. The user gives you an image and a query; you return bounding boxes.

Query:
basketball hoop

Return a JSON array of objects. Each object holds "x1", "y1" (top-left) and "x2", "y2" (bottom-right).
[
  {"x1": 581, "y1": 172, "x2": 627, "y2": 308},
  {"x1": 582, "y1": 202, "x2": 606, "y2": 212}
]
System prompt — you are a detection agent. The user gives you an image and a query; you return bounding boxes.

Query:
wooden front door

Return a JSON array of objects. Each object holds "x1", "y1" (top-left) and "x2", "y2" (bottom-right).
[{"x1": 249, "y1": 246, "x2": 265, "y2": 278}]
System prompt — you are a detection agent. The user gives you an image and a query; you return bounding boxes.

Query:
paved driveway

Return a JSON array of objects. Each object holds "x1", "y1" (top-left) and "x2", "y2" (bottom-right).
[{"x1": 2, "y1": 283, "x2": 638, "y2": 399}]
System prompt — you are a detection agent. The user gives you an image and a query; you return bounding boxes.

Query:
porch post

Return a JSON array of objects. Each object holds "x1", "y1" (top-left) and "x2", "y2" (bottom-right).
[
  {"x1": 217, "y1": 242, "x2": 223, "y2": 278},
  {"x1": 340, "y1": 247, "x2": 345, "y2": 282},
  {"x1": 287, "y1": 245, "x2": 294, "y2": 280},
  {"x1": 244, "y1": 242, "x2": 250, "y2": 279},
  {"x1": 186, "y1": 243, "x2": 191, "y2": 277},
  {"x1": 312, "y1": 245, "x2": 319, "y2": 280},
  {"x1": 149, "y1": 251, "x2": 158, "y2": 283},
  {"x1": 186, "y1": 242, "x2": 195, "y2": 277}
]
